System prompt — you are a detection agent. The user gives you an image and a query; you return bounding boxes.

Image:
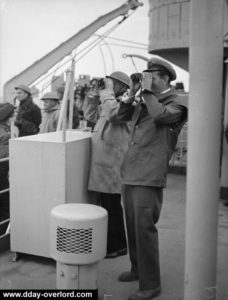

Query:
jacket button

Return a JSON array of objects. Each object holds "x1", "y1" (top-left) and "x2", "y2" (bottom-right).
[
  {"x1": 130, "y1": 141, "x2": 135, "y2": 146},
  {"x1": 135, "y1": 125, "x2": 139, "y2": 129}
]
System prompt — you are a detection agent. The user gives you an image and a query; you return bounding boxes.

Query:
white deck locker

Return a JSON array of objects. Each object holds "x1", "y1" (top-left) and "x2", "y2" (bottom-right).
[{"x1": 9, "y1": 131, "x2": 92, "y2": 258}]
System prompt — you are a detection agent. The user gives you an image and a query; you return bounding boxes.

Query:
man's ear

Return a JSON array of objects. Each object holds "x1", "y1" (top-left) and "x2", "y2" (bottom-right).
[{"x1": 164, "y1": 74, "x2": 170, "y2": 84}]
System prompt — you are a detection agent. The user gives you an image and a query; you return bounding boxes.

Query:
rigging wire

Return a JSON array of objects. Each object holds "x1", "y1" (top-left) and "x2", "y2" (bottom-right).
[
  {"x1": 99, "y1": 39, "x2": 115, "y2": 73},
  {"x1": 36, "y1": 23, "x2": 122, "y2": 91},
  {"x1": 103, "y1": 42, "x2": 147, "y2": 50},
  {"x1": 71, "y1": 17, "x2": 125, "y2": 63},
  {"x1": 35, "y1": 10, "x2": 138, "y2": 91},
  {"x1": 34, "y1": 22, "x2": 119, "y2": 88},
  {"x1": 94, "y1": 34, "x2": 148, "y2": 47},
  {"x1": 103, "y1": 39, "x2": 115, "y2": 73},
  {"x1": 130, "y1": 57, "x2": 138, "y2": 73},
  {"x1": 99, "y1": 44, "x2": 107, "y2": 76},
  {"x1": 40, "y1": 49, "x2": 77, "y2": 94}
]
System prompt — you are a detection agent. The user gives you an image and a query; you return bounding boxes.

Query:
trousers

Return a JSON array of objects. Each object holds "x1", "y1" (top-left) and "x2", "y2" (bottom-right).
[
  {"x1": 122, "y1": 185, "x2": 163, "y2": 290},
  {"x1": 100, "y1": 193, "x2": 127, "y2": 254}
]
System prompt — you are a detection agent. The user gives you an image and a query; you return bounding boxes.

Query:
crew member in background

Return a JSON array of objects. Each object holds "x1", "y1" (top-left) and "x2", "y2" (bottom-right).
[
  {"x1": 56, "y1": 86, "x2": 80, "y2": 130},
  {"x1": 0, "y1": 102, "x2": 15, "y2": 220},
  {"x1": 84, "y1": 71, "x2": 130, "y2": 258},
  {"x1": 14, "y1": 85, "x2": 41, "y2": 137},
  {"x1": 225, "y1": 123, "x2": 228, "y2": 144},
  {"x1": 114, "y1": 58, "x2": 188, "y2": 300},
  {"x1": 224, "y1": 123, "x2": 228, "y2": 207},
  {"x1": 75, "y1": 85, "x2": 86, "y2": 120},
  {"x1": 83, "y1": 78, "x2": 98, "y2": 130},
  {"x1": 39, "y1": 92, "x2": 60, "y2": 133},
  {"x1": 56, "y1": 86, "x2": 65, "y2": 102}
]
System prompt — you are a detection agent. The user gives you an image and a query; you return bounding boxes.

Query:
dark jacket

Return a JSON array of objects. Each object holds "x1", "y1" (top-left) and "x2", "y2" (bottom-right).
[
  {"x1": 225, "y1": 124, "x2": 228, "y2": 143},
  {"x1": 67, "y1": 103, "x2": 80, "y2": 129},
  {"x1": 15, "y1": 96, "x2": 41, "y2": 137},
  {"x1": 115, "y1": 89, "x2": 188, "y2": 187},
  {"x1": 0, "y1": 103, "x2": 14, "y2": 122},
  {"x1": 0, "y1": 133, "x2": 10, "y2": 186},
  {"x1": 0, "y1": 129, "x2": 11, "y2": 216}
]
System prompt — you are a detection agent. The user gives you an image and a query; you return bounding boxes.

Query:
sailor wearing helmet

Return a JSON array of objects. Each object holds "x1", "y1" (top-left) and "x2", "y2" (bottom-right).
[{"x1": 84, "y1": 71, "x2": 131, "y2": 259}]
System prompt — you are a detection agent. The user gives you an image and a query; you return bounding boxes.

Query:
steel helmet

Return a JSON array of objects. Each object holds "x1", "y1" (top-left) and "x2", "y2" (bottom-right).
[
  {"x1": 15, "y1": 84, "x2": 31, "y2": 95},
  {"x1": 107, "y1": 71, "x2": 130, "y2": 88},
  {"x1": 41, "y1": 92, "x2": 60, "y2": 101}
]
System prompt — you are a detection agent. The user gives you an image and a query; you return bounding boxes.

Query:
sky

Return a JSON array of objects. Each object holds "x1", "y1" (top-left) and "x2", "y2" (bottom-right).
[{"x1": 0, "y1": 0, "x2": 189, "y2": 98}]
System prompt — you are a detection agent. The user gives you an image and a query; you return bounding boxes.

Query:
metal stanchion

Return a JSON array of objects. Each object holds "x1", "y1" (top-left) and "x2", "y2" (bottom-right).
[
  {"x1": 184, "y1": 1, "x2": 224, "y2": 299},
  {"x1": 69, "y1": 59, "x2": 75, "y2": 130},
  {"x1": 57, "y1": 70, "x2": 72, "y2": 142}
]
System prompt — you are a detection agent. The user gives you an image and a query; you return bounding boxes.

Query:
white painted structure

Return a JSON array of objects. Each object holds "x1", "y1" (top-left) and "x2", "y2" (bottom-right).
[
  {"x1": 148, "y1": 0, "x2": 228, "y2": 70},
  {"x1": 184, "y1": 1, "x2": 224, "y2": 299},
  {"x1": 221, "y1": 60, "x2": 228, "y2": 199},
  {"x1": 50, "y1": 203, "x2": 107, "y2": 289},
  {"x1": 9, "y1": 130, "x2": 92, "y2": 258}
]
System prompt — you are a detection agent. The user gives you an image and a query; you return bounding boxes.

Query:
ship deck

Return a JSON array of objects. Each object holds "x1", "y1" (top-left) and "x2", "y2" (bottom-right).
[{"x1": 0, "y1": 174, "x2": 227, "y2": 300}]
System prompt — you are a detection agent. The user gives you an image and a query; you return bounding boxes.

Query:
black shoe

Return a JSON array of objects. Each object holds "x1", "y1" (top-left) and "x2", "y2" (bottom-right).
[
  {"x1": 105, "y1": 248, "x2": 127, "y2": 259},
  {"x1": 118, "y1": 271, "x2": 139, "y2": 282},
  {"x1": 223, "y1": 200, "x2": 228, "y2": 206},
  {"x1": 128, "y1": 288, "x2": 161, "y2": 300}
]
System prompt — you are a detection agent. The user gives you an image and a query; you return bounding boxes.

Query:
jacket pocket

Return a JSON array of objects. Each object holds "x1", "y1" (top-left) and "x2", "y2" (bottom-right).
[{"x1": 93, "y1": 142, "x2": 116, "y2": 168}]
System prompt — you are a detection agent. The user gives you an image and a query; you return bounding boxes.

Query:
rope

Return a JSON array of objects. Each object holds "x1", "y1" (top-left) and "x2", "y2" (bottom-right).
[
  {"x1": 34, "y1": 18, "x2": 124, "y2": 89},
  {"x1": 99, "y1": 44, "x2": 107, "y2": 76},
  {"x1": 72, "y1": 22, "x2": 120, "y2": 63},
  {"x1": 100, "y1": 39, "x2": 115, "y2": 73},
  {"x1": 130, "y1": 57, "x2": 138, "y2": 73},
  {"x1": 39, "y1": 32, "x2": 113, "y2": 91},
  {"x1": 94, "y1": 34, "x2": 148, "y2": 47}
]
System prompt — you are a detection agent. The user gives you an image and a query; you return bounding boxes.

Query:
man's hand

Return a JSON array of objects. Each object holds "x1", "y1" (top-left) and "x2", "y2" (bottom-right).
[
  {"x1": 129, "y1": 81, "x2": 141, "y2": 98},
  {"x1": 121, "y1": 91, "x2": 137, "y2": 104},
  {"x1": 98, "y1": 78, "x2": 114, "y2": 98},
  {"x1": 89, "y1": 82, "x2": 98, "y2": 94},
  {"x1": 88, "y1": 83, "x2": 99, "y2": 97},
  {"x1": 141, "y1": 72, "x2": 153, "y2": 92},
  {"x1": 104, "y1": 78, "x2": 114, "y2": 90}
]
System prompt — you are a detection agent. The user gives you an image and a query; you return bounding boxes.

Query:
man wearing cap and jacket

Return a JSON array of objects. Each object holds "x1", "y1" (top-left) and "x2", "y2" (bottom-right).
[
  {"x1": 0, "y1": 103, "x2": 15, "y2": 219},
  {"x1": 39, "y1": 92, "x2": 60, "y2": 133},
  {"x1": 112, "y1": 58, "x2": 188, "y2": 300},
  {"x1": 14, "y1": 85, "x2": 41, "y2": 137},
  {"x1": 84, "y1": 71, "x2": 130, "y2": 259}
]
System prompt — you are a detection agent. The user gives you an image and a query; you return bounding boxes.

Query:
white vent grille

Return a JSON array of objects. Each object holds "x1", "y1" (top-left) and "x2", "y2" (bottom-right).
[{"x1": 56, "y1": 226, "x2": 93, "y2": 254}]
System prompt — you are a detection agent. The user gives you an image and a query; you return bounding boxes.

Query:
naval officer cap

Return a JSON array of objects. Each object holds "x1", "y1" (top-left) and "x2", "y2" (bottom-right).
[{"x1": 143, "y1": 57, "x2": 176, "y2": 81}]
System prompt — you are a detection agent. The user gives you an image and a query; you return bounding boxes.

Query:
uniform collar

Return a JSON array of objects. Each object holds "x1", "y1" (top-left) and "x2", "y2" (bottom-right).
[
  {"x1": 160, "y1": 88, "x2": 171, "y2": 94},
  {"x1": 43, "y1": 103, "x2": 60, "y2": 112},
  {"x1": 157, "y1": 89, "x2": 176, "y2": 102}
]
